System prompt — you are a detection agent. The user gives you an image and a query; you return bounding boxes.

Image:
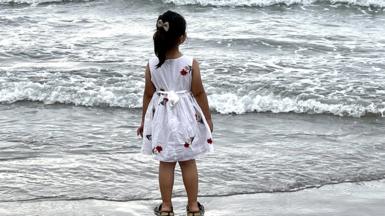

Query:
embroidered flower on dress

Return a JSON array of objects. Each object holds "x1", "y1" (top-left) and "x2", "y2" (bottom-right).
[
  {"x1": 195, "y1": 112, "x2": 204, "y2": 124},
  {"x1": 184, "y1": 137, "x2": 195, "y2": 149},
  {"x1": 152, "y1": 145, "x2": 163, "y2": 154},
  {"x1": 156, "y1": 145, "x2": 163, "y2": 152},
  {"x1": 180, "y1": 65, "x2": 191, "y2": 76},
  {"x1": 146, "y1": 135, "x2": 152, "y2": 141},
  {"x1": 180, "y1": 68, "x2": 188, "y2": 76},
  {"x1": 160, "y1": 97, "x2": 168, "y2": 105},
  {"x1": 207, "y1": 138, "x2": 213, "y2": 144}
]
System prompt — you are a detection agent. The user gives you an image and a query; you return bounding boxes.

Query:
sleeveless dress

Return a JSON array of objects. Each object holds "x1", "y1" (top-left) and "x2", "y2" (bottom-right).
[{"x1": 141, "y1": 55, "x2": 214, "y2": 162}]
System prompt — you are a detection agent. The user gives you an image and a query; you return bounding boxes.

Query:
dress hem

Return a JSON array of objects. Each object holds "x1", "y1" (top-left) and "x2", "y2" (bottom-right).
[{"x1": 140, "y1": 147, "x2": 214, "y2": 162}]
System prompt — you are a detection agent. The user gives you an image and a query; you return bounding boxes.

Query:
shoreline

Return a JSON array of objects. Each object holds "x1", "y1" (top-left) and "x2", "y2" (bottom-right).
[
  {"x1": 1, "y1": 101, "x2": 385, "y2": 120},
  {"x1": 1, "y1": 179, "x2": 384, "y2": 216}
]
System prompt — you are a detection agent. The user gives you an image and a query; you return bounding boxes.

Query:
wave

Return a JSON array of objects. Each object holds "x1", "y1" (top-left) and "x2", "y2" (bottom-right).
[
  {"x1": 161, "y1": 0, "x2": 385, "y2": 8},
  {"x1": 1, "y1": 83, "x2": 384, "y2": 117},
  {"x1": 0, "y1": 0, "x2": 93, "y2": 6},
  {"x1": 208, "y1": 93, "x2": 385, "y2": 117},
  {"x1": 0, "y1": 82, "x2": 142, "y2": 109},
  {"x1": 1, "y1": 0, "x2": 384, "y2": 8}
]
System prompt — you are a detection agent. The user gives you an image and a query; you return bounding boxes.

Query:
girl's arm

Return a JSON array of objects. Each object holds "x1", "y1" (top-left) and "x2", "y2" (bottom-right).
[
  {"x1": 191, "y1": 59, "x2": 213, "y2": 132},
  {"x1": 137, "y1": 63, "x2": 155, "y2": 137}
]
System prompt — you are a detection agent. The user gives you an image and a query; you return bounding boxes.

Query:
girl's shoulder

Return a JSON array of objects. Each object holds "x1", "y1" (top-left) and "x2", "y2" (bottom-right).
[
  {"x1": 172, "y1": 55, "x2": 193, "y2": 67},
  {"x1": 147, "y1": 55, "x2": 159, "y2": 73},
  {"x1": 182, "y1": 55, "x2": 194, "y2": 66},
  {"x1": 148, "y1": 55, "x2": 159, "y2": 66},
  {"x1": 171, "y1": 55, "x2": 193, "y2": 67}
]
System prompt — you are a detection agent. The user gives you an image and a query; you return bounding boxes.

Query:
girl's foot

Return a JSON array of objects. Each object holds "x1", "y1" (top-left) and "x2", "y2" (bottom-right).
[
  {"x1": 154, "y1": 203, "x2": 174, "y2": 216},
  {"x1": 188, "y1": 201, "x2": 200, "y2": 212},
  {"x1": 186, "y1": 202, "x2": 205, "y2": 216}
]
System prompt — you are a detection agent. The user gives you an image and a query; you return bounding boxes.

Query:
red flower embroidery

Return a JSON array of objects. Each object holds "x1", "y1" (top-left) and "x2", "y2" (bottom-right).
[
  {"x1": 156, "y1": 145, "x2": 163, "y2": 152},
  {"x1": 153, "y1": 145, "x2": 163, "y2": 154},
  {"x1": 180, "y1": 68, "x2": 188, "y2": 76},
  {"x1": 160, "y1": 97, "x2": 168, "y2": 105},
  {"x1": 184, "y1": 142, "x2": 190, "y2": 148},
  {"x1": 207, "y1": 138, "x2": 213, "y2": 144}
]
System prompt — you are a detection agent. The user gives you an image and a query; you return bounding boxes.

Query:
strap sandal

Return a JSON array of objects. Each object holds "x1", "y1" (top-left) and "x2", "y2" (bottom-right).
[
  {"x1": 186, "y1": 202, "x2": 205, "y2": 216},
  {"x1": 154, "y1": 203, "x2": 174, "y2": 216}
]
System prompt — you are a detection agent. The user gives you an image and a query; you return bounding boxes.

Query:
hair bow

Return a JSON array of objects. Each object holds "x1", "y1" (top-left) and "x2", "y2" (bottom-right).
[{"x1": 157, "y1": 19, "x2": 169, "y2": 32}]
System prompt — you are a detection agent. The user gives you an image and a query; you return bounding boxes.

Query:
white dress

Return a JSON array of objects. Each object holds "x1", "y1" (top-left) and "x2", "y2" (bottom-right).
[{"x1": 141, "y1": 55, "x2": 214, "y2": 162}]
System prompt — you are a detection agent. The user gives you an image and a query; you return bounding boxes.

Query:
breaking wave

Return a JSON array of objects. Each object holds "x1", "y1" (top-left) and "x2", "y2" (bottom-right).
[
  {"x1": 1, "y1": 84, "x2": 384, "y2": 117},
  {"x1": 0, "y1": 0, "x2": 92, "y2": 6},
  {"x1": 1, "y1": 0, "x2": 384, "y2": 8},
  {"x1": 161, "y1": 0, "x2": 385, "y2": 7}
]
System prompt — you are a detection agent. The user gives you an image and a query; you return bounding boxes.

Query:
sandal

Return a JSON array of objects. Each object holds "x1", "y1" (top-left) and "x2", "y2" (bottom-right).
[
  {"x1": 186, "y1": 202, "x2": 205, "y2": 216},
  {"x1": 154, "y1": 204, "x2": 174, "y2": 216}
]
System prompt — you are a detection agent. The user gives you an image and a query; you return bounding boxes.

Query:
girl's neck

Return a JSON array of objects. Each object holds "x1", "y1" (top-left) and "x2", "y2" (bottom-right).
[{"x1": 165, "y1": 48, "x2": 182, "y2": 60}]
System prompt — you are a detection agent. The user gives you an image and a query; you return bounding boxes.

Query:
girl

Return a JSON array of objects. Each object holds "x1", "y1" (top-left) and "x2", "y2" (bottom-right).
[{"x1": 137, "y1": 10, "x2": 214, "y2": 216}]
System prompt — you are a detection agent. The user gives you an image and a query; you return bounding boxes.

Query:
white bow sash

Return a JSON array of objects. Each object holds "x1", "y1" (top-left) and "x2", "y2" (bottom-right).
[{"x1": 157, "y1": 90, "x2": 189, "y2": 108}]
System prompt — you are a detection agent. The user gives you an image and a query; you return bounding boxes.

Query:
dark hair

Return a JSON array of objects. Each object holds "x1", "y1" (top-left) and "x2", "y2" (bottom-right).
[{"x1": 153, "y1": 10, "x2": 186, "y2": 68}]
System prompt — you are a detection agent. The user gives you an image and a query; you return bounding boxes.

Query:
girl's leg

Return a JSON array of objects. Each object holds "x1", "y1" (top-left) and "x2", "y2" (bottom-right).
[
  {"x1": 179, "y1": 159, "x2": 200, "y2": 212},
  {"x1": 159, "y1": 161, "x2": 177, "y2": 211}
]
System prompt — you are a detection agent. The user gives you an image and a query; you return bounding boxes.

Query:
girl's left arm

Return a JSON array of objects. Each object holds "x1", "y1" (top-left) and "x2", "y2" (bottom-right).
[{"x1": 137, "y1": 63, "x2": 155, "y2": 137}]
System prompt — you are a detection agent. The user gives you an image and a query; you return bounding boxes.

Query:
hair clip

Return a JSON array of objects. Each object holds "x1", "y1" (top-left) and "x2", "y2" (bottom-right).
[{"x1": 157, "y1": 19, "x2": 169, "y2": 32}]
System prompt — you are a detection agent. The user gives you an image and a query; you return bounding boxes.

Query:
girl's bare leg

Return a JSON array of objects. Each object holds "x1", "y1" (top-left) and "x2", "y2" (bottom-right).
[
  {"x1": 159, "y1": 161, "x2": 177, "y2": 211},
  {"x1": 179, "y1": 159, "x2": 200, "y2": 212}
]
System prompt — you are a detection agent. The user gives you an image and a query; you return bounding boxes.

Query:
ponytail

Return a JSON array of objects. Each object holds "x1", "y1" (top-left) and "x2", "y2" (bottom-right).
[
  {"x1": 153, "y1": 11, "x2": 186, "y2": 68},
  {"x1": 153, "y1": 20, "x2": 168, "y2": 68}
]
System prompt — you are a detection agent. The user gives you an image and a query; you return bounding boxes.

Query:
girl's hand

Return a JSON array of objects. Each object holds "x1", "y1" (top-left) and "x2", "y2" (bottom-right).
[
  {"x1": 137, "y1": 123, "x2": 144, "y2": 138},
  {"x1": 207, "y1": 119, "x2": 213, "y2": 132}
]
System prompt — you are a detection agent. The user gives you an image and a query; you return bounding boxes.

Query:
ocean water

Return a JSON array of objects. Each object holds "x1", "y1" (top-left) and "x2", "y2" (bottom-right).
[
  {"x1": 1, "y1": 0, "x2": 385, "y2": 204},
  {"x1": 1, "y1": 0, "x2": 385, "y2": 117}
]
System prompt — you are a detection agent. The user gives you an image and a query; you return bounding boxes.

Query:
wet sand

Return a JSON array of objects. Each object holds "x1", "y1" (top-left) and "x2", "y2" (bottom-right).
[{"x1": 0, "y1": 180, "x2": 384, "y2": 216}]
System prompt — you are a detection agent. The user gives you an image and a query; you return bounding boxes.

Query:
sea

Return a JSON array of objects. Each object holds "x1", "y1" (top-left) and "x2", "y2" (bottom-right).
[{"x1": 0, "y1": 0, "x2": 385, "y2": 208}]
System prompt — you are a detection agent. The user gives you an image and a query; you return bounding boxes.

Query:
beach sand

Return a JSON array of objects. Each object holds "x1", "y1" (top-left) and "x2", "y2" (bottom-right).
[{"x1": 0, "y1": 180, "x2": 384, "y2": 216}]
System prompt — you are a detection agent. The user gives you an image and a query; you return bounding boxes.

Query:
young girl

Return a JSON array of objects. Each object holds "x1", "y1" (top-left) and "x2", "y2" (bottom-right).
[{"x1": 137, "y1": 10, "x2": 214, "y2": 216}]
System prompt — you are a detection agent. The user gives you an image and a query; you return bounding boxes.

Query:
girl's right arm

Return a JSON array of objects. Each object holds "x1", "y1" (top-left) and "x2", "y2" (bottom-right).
[
  {"x1": 137, "y1": 63, "x2": 155, "y2": 137},
  {"x1": 191, "y1": 59, "x2": 213, "y2": 132}
]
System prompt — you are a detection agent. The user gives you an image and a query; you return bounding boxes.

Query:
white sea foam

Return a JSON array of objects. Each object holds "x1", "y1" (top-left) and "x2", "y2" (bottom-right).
[
  {"x1": 0, "y1": 0, "x2": 384, "y2": 7},
  {"x1": 0, "y1": 0, "x2": 90, "y2": 5},
  {"x1": 1, "y1": 84, "x2": 384, "y2": 117},
  {"x1": 162, "y1": 0, "x2": 385, "y2": 7},
  {"x1": 163, "y1": 0, "x2": 316, "y2": 7},
  {"x1": 0, "y1": 82, "x2": 143, "y2": 108},
  {"x1": 208, "y1": 93, "x2": 385, "y2": 117}
]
